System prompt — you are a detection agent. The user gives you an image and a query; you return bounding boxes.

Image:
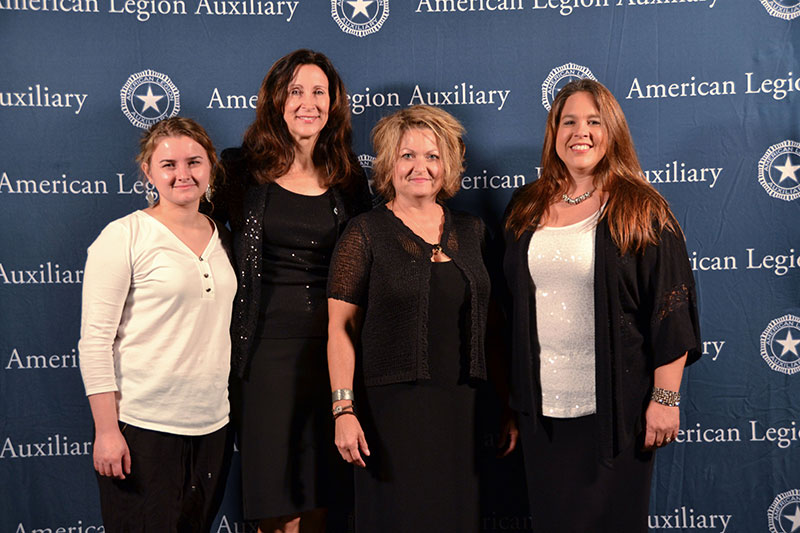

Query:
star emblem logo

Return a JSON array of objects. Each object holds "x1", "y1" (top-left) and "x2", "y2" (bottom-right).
[
  {"x1": 331, "y1": 0, "x2": 388, "y2": 37},
  {"x1": 770, "y1": 490, "x2": 800, "y2": 533},
  {"x1": 759, "y1": 0, "x2": 800, "y2": 21},
  {"x1": 347, "y1": 0, "x2": 373, "y2": 18},
  {"x1": 541, "y1": 63, "x2": 597, "y2": 111},
  {"x1": 758, "y1": 140, "x2": 800, "y2": 201},
  {"x1": 760, "y1": 315, "x2": 800, "y2": 375},
  {"x1": 120, "y1": 69, "x2": 180, "y2": 129},
  {"x1": 773, "y1": 155, "x2": 800, "y2": 184},
  {"x1": 135, "y1": 85, "x2": 165, "y2": 113},
  {"x1": 783, "y1": 504, "x2": 800, "y2": 533},
  {"x1": 775, "y1": 330, "x2": 800, "y2": 358}
]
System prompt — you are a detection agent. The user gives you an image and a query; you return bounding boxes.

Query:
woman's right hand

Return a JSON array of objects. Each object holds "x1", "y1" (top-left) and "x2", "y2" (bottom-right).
[
  {"x1": 93, "y1": 426, "x2": 131, "y2": 479},
  {"x1": 335, "y1": 414, "x2": 370, "y2": 467}
]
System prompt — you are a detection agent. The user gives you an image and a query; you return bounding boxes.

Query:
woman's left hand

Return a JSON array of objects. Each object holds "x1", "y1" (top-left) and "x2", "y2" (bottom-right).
[
  {"x1": 644, "y1": 401, "x2": 679, "y2": 450},
  {"x1": 497, "y1": 407, "x2": 519, "y2": 457}
]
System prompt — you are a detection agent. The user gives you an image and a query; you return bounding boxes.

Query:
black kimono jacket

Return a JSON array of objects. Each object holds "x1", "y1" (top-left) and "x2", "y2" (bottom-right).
[{"x1": 503, "y1": 208, "x2": 702, "y2": 462}]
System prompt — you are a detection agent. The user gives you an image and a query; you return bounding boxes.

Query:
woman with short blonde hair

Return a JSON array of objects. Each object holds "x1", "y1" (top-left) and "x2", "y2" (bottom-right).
[{"x1": 327, "y1": 105, "x2": 516, "y2": 533}]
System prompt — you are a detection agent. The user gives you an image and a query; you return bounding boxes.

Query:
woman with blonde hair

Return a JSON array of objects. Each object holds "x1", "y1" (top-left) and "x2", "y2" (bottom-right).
[
  {"x1": 327, "y1": 105, "x2": 515, "y2": 533},
  {"x1": 503, "y1": 79, "x2": 701, "y2": 532},
  {"x1": 79, "y1": 117, "x2": 235, "y2": 532}
]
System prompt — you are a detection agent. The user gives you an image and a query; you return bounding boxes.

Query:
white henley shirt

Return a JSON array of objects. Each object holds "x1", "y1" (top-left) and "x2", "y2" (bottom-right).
[{"x1": 78, "y1": 210, "x2": 236, "y2": 435}]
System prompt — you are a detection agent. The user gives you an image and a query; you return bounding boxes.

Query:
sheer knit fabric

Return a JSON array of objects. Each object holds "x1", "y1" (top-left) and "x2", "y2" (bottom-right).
[{"x1": 327, "y1": 204, "x2": 490, "y2": 386}]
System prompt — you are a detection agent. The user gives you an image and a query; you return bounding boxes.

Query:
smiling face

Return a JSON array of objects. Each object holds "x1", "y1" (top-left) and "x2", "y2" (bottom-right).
[
  {"x1": 282, "y1": 63, "x2": 330, "y2": 144},
  {"x1": 391, "y1": 128, "x2": 442, "y2": 203},
  {"x1": 142, "y1": 135, "x2": 211, "y2": 209},
  {"x1": 555, "y1": 91, "x2": 608, "y2": 180}
]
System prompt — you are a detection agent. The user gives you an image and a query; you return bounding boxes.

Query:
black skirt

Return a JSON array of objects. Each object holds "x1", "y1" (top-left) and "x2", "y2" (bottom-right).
[
  {"x1": 354, "y1": 260, "x2": 479, "y2": 533},
  {"x1": 519, "y1": 413, "x2": 655, "y2": 533},
  {"x1": 235, "y1": 336, "x2": 347, "y2": 520}
]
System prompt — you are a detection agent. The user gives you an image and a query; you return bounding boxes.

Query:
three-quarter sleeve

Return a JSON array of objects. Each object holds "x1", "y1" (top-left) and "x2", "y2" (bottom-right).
[
  {"x1": 644, "y1": 227, "x2": 702, "y2": 368},
  {"x1": 78, "y1": 221, "x2": 132, "y2": 396},
  {"x1": 327, "y1": 217, "x2": 372, "y2": 307}
]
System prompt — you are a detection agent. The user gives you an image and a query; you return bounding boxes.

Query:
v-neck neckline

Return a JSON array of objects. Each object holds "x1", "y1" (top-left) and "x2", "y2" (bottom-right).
[
  {"x1": 138, "y1": 210, "x2": 217, "y2": 259},
  {"x1": 382, "y1": 203, "x2": 451, "y2": 250}
]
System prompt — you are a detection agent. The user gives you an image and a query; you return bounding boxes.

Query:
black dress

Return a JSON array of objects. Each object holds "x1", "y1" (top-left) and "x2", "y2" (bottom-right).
[
  {"x1": 354, "y1": 260, "x2": 479, "y2": 533},
  {"x1": 237, "y1": 184, "x2": 344, "y2": 519}
]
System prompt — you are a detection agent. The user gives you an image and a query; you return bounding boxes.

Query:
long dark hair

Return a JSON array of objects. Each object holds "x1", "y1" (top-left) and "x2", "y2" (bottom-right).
[
  {"x1": 506, "y1": 79, "x2": 680, "y2": 254},
  {"x1": 241, "y1": 49, "x2": 361, "y2": 189}
]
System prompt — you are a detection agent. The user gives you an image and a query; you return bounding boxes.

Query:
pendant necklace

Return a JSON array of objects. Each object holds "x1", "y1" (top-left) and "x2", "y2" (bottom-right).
[{"x1": 390, "y1": 201, "x2": 444, "y2": 259}]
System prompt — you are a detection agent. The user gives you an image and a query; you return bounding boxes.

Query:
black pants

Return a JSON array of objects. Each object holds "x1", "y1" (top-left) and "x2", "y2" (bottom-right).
[
  {"x1": 520, "y1": 414, "x2": 654, "y2": 533},
  {"x1": 96, "y1": 423, "x2": 232, "y2": 533}
]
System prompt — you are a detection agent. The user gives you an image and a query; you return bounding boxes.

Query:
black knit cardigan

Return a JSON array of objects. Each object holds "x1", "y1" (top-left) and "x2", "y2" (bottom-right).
[
  {"x1": 502, "y1": 188, "x2": 702, "y2": 462},
  {"x1": 327, "y1": 204, "x2": 491, "y2": 387},
  {"x1": 210, "y1": 147, "x2": 371, "y2": 377}
]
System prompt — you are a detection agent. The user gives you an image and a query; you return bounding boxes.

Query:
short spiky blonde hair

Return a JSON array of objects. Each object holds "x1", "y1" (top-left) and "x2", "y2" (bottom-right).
[{"x1": 371, "y1": 105, "x2": 465, "y2": 201}]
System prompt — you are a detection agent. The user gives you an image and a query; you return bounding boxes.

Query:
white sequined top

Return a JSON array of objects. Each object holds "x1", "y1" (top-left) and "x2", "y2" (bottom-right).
[{"x1": 528, "y1": 209, "x2": 600, "y2": 418}]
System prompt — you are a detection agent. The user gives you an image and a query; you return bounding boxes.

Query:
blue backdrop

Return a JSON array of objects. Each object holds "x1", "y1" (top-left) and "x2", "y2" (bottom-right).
[{"x1": 1, "y1": 1, "x2": 799, "y2": 531}]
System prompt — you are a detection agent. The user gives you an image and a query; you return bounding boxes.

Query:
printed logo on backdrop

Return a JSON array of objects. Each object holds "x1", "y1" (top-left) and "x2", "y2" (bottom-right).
[
  {"x1": 541, "y1": 63, "x2": 597, "y2": 111},
  {"x1": 120, "y1": 69, "x2": 180, "y2": 129},
  {"x1": 759, "y1": 140, "x2": 800, "y2": 201},
  {"x1": 759, "y1": 0, "x2": 800, "y2": 20},
  {"x1": 648, "y1": 506, "x2": 732, "y2": 531},
  {"x1": 0, "y1": 262, "x2": 83, "y2": 284},
  {"x1": 0, "y1": 434, "x2": 91, "y2": 458},
  {"x1": 760, "y1": 314, "x2": 800, "y2": 375},
  {"x1": 331, "y1": 0, "x2": 388, "y2": 37},
  {"x1": 358, "y1": 153, "x2": 385, "y2": 206},
  {"x1": 13, "y1": 521, "x2": 102, "y2": 533},
  {"x1": 0, "y1": 84, "x2": 88, "y2": 115},
  {"x1": 768, "y1": 489, "x2": 800, "y2": 533}
]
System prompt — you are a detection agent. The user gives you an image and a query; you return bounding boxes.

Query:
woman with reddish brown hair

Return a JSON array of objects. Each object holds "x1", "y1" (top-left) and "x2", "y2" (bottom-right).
[
  {"x1": 503, "y1": 79, "x2": 702, "y2": 532},
  {"x1": 212, "y1": 49, "x2": 370, "y2": 533}
]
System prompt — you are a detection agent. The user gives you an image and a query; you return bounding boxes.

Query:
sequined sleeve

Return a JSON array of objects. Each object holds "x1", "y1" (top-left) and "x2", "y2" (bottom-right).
[{"x1": 327, "y1": 216, "x2": 372, "y2": 307}]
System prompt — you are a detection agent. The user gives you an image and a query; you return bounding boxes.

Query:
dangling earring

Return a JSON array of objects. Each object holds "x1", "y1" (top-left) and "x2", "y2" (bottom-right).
[
  {"x1": 145, "y1": 181, "x2": 158, "y2": 207},
  {"x1": 205, "y1": 185, "x2": 212, "y2": 203}
]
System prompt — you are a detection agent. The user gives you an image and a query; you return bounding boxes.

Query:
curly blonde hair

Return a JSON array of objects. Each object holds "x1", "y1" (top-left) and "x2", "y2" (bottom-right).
[{"x1": 371, "y1": 105, "x2": 465, "y2": 201}]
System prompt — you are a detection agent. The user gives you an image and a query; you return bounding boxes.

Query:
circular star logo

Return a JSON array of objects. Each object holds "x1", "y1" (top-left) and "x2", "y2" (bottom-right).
[
  {"x1": 759, "y1": 140, "x2": 800, "y2": 202},
  {"x1": 358, "y1": 153, "x2": 383, "y2": 206},
  {"x1": 760, "y1": 314, "x2": 800, "y2": 375},
  {"x1": 759, "y1": 0, "x2": 800, "y2": 20},
  {"x1": 120, "y1": 69, "x2": 180, "y2": 129},
  {"x1": 541, "y1": 63, "x2": 597, "y2": 111},
  {"x1": 331, "y1": 0, "x2": 389, "y2": 37},
  {"x1": 768, "y1": 489, "x2": 800, "y2": 533}
]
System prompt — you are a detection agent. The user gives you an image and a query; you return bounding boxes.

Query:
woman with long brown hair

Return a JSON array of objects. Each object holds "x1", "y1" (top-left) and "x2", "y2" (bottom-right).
[
  {"x1": 212, "y1": 49, "x2": 370, "y2": 533},
  {"x1": 503, "y1": 79, "x2": 701, "y2": 532}
]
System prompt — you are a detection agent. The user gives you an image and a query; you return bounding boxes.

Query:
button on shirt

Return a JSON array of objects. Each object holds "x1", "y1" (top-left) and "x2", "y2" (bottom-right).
[{"x1": 78, "y1": 210, "x2": 236, "y2": 435}]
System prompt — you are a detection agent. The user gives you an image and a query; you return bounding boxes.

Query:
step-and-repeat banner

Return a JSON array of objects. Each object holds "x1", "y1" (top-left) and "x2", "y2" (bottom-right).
[{"x1": 1, "y1": 2, "x2": 799, "y2": 532}]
